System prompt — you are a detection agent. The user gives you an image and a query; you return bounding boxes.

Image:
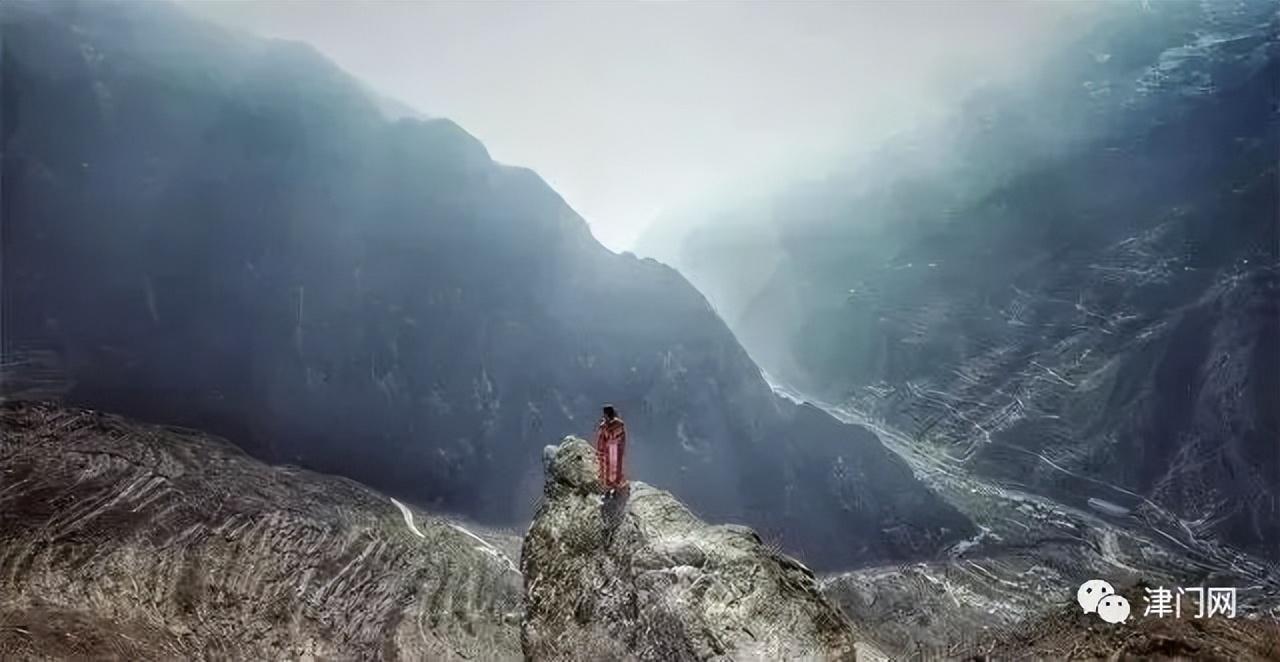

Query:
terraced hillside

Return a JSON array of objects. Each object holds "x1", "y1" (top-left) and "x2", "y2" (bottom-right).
[{"x1": 0, "y1": 401, "x2": 522, "y2": 660}]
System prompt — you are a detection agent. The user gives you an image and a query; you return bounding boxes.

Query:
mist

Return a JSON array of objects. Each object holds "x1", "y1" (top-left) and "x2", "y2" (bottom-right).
[{"x1": 183, "y1": 0, "x2": 1097, "y2": 251}]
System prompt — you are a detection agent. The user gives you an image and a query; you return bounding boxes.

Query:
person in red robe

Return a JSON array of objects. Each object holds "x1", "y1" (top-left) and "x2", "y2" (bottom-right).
[{"x1": 595, "y1": 404, "x2": 627, "y2": 495}]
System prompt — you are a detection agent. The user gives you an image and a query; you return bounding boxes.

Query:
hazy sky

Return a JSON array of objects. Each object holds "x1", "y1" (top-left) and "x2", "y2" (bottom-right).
[{"x1": 186, "y1": 1, "x2": 1090, "y2": 251}]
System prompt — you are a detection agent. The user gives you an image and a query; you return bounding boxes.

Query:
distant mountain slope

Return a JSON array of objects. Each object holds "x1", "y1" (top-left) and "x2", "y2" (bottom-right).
[
  {"x1": 637, "y1": 0, "x2": 1279, "y2": 559},
  {"x1": 0, "y1": 0, "x2": 972, "y2": 569},
  {"x1": 0, "y1": 401, "x2": 522, "y2": 660}
]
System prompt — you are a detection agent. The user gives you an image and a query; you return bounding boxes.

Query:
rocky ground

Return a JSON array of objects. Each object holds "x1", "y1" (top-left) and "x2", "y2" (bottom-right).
[
  {"x1": 0, "y1": 401, "x2": 522, "y2": 660},
  {"x1": 5, "y1": 401, "x2": 1279, "y2": 660},
  {"x1": 974, "y1": 583, "x2": 1280, "y2": 661}
]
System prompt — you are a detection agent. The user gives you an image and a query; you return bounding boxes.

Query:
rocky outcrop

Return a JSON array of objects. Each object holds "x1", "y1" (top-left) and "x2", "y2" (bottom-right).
[
  {"x1": 520, "y1": 437, "x2": 887, "y2": 661},
  {"x1": 0, "y1": 401, "x2": 522, "y2": 660}
]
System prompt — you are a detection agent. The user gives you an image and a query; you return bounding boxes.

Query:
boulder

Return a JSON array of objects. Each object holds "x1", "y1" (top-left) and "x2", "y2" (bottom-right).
[{"x1": 521, "y1": 436, "x2": 888, "y2": 661}]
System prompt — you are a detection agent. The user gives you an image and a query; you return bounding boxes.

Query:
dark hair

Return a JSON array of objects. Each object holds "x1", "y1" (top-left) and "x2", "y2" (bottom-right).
[{"x1": 602, "y1": 404, "x2": 617, "y2": 419}]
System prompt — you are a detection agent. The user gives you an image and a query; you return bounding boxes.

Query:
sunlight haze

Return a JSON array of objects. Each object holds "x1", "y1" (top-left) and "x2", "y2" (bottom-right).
[{"x1": 186, "y1": 0, "x2": 1093, "y2": 251}]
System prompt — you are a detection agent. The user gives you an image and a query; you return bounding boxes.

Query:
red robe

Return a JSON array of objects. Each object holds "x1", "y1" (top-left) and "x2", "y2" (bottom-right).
[{"x1": 595, "y1": 416, "x2": 627, "y2": 489}]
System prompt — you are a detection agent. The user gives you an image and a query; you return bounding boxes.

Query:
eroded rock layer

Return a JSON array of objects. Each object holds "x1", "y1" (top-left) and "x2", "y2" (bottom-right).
[
  {"x1": 521, "y1": 436, "x2": 887, "y2": 661},
  {"x1": 0, "y1": 401, "x2": 522, "y2": 660}
]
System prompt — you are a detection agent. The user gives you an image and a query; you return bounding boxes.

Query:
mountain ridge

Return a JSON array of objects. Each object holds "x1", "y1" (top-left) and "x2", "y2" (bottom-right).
[{"x1": 1, "y1": 0, "x2": 973, "y2": 570}]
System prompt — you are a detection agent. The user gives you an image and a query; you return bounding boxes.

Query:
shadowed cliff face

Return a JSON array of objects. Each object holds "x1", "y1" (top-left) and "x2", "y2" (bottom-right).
[
  {"x1": 521, "y1": 436, "x2": 888, "y2": 661},
  {"x1": 637, "y1": 0, "x2": 1280, "y2": 559},
  {"x1": 0, "y1": 0, "x2": 972, "y2": 569},
  {"x1": 0, "y1": 401, "x2": 523, "y2": 660}
]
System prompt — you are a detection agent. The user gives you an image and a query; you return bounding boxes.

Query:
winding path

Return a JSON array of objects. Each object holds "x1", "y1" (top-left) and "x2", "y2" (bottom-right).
[
  {"x1": 389, "y1": 498, "x2": 425, "y2": 538},
  {"x1": 389, "y1": 497, "x2": 519, "y2": 574}
]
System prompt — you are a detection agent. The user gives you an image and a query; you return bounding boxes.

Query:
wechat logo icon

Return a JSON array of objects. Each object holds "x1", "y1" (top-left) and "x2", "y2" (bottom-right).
[{"x1": 1077, "y1": 579, "x2": 1130, "y2": 624}]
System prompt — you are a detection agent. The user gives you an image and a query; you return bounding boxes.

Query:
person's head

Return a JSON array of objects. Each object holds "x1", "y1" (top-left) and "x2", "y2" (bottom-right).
[{"x1": 602, "y1": 404, "x2": 617, "y2": 420}]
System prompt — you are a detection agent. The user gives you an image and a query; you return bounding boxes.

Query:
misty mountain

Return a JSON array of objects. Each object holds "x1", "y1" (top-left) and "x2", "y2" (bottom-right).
[
  {"x1": 0, "y1": 0, "x2": 973, "y2": 570},
  {"x1": 637, "y1": 0, "x2": 1279, "y2": 560}
]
